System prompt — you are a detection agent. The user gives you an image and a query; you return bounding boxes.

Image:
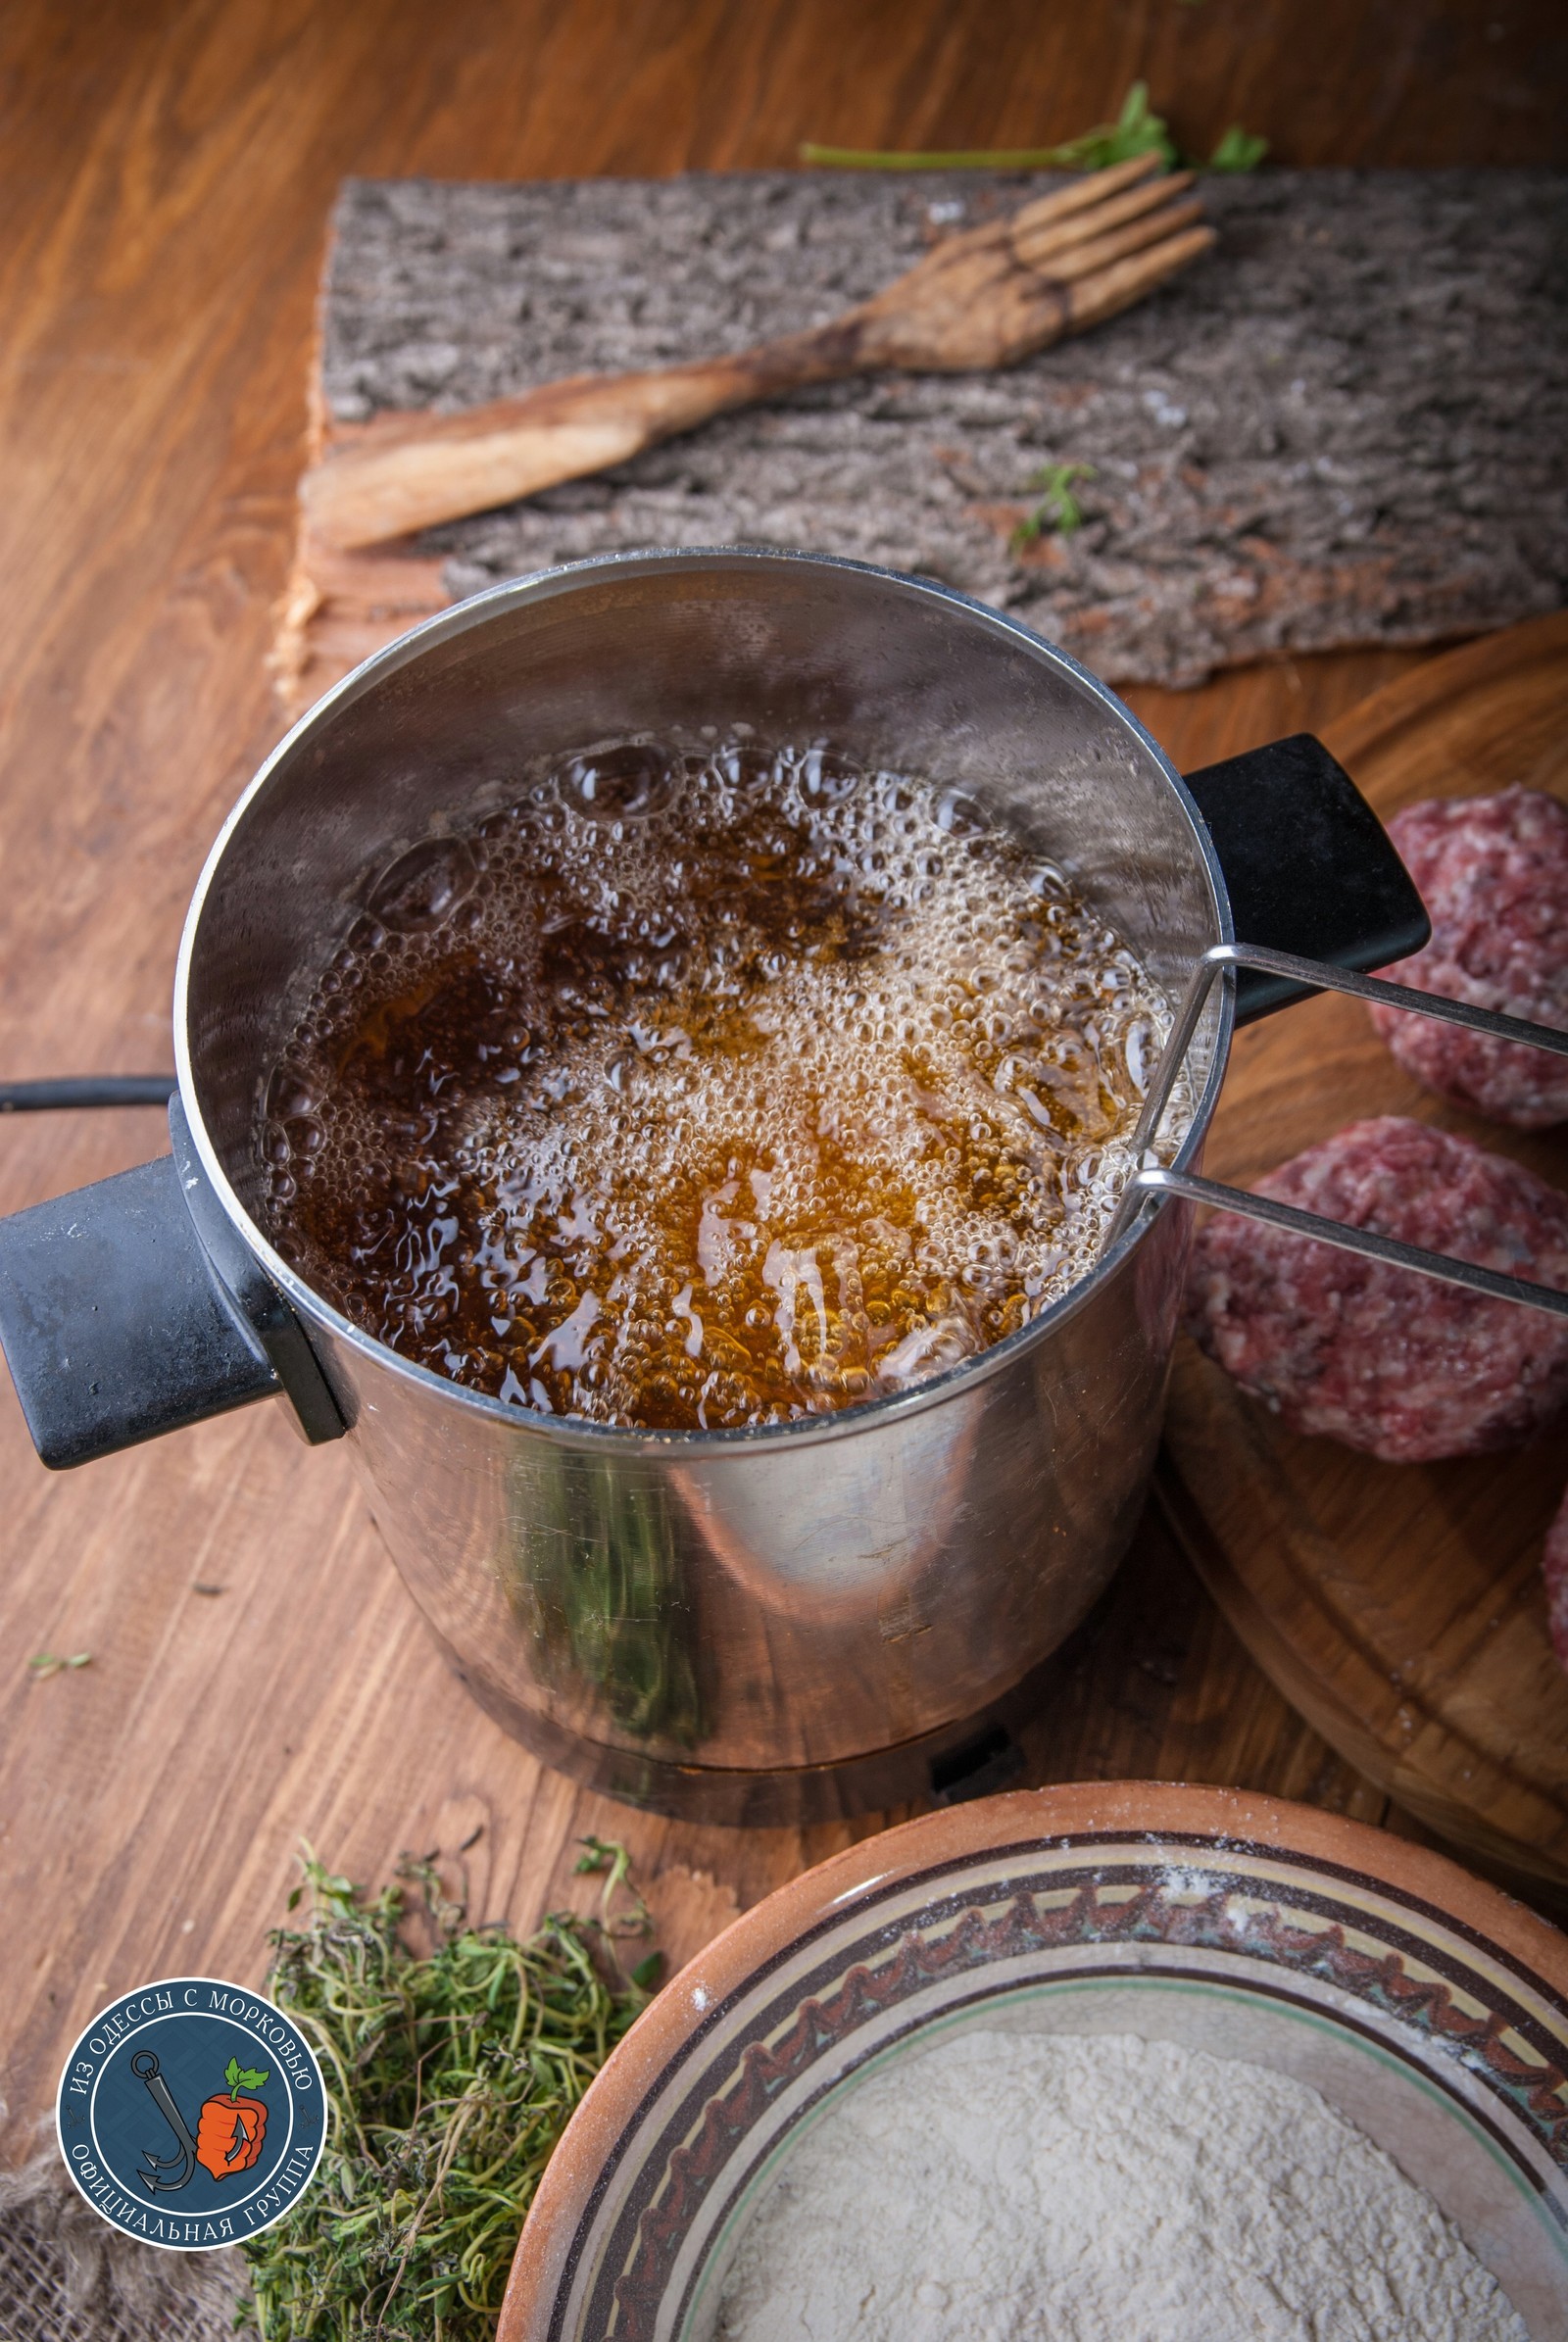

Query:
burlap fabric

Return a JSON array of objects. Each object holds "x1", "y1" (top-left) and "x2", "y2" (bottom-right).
[{"x1": 0, "y1": 2150, "x2": 247, "y2": 2342}]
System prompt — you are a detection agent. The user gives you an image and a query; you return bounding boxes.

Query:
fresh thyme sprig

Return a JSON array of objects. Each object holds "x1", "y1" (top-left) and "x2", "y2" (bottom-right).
[
  {"x1": 239, "y1": 1854, "x2": 655, "y2": 2339},
  {"x1": 574, "y1": 1834, "x2": 663, "y2": 1988}
]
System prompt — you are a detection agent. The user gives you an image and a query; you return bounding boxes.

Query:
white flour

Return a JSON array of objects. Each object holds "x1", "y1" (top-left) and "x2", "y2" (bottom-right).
[{"x1": 710, "y1": 2029, "x2": 1529, "y2": 2342}]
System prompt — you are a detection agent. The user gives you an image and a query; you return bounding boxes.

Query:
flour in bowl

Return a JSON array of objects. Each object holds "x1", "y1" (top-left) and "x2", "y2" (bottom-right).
[{"x1": 710, "y1": 2029, "x2": 1527, "y2": 2342}]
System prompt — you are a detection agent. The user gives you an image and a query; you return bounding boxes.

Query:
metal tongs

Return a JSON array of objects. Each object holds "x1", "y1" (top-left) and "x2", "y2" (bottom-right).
[{"x1": 1104, "y1": 942, "x2": 1568, "y2": 1319}]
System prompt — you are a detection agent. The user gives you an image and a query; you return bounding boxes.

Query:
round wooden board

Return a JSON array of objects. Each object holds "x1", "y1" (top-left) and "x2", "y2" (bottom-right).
[{"x1": 1155, "y1": 609, "x2": 1568, "y2": 1909}]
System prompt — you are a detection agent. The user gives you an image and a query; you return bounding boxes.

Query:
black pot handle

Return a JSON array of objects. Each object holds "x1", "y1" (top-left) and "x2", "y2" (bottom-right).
[
  {"x1": 1112, "y1": 732, "x2": 1568, "y2": 1319},
  {"x1": 1182, "y1": 732, "x2": 1430, "y2": 1022},
  {"x1": 0, "y1": 1099, "x2": 344, "y2": 1468}
]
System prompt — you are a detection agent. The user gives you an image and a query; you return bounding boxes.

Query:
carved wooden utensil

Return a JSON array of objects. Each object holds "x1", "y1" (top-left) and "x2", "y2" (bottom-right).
[{"x1": 302, "y1": 155, "x2": 1213, "y2": 553}]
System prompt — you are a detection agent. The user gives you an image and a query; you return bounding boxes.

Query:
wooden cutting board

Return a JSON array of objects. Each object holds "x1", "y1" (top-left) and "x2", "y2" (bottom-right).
[{"x1": 1156, "y1": 610, "x2": 1568, "y2": 1909}]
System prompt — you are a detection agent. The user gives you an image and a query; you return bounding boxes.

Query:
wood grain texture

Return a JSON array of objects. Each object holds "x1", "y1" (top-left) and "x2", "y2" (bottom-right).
[
  {"x1": 1157, "y1": 610, "x2": 1568, "y2": 1908},
  {"x1": 0, "y1": 0, "x2": 1561, "y2": 2164}
]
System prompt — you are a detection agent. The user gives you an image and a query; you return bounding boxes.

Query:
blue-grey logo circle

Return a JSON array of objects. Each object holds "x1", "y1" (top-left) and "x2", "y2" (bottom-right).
[{"x1": 56, "y1": 1977, "x2": 326, "y2": 2252}]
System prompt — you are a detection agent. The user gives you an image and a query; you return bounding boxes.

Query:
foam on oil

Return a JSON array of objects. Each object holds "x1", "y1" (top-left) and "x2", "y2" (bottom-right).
[{"x1": 260, "y1": 741, "x2": 1181, "y2": 1428}]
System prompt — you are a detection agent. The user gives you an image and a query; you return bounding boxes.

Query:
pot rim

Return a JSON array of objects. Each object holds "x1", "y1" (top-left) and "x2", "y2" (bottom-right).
[{"x1": 172, "y1": 546, "x2": 1236, "y2": 1454}]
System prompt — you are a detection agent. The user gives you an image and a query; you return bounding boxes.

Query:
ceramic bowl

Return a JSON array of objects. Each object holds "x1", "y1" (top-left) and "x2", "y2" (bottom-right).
[{"x1": 499, "y1": 1783, "x2": 1568, "y2": 2341}]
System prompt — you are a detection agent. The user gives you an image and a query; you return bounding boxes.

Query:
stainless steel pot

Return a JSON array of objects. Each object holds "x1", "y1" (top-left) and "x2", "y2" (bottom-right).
[{"x1": 2, "y1": 551, "x2": 1564, "y2": 1824}]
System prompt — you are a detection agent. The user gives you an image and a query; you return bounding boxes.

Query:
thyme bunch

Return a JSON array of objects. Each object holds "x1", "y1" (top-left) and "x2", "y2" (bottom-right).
[{"x1": 239, "y1": 1855, "x2": 654, "y2": 2339}]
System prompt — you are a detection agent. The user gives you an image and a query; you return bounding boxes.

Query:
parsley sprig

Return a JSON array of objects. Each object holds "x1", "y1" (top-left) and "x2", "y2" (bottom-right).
[{"x1": 802, "y1": 82, "x2": 1267, "y2": 175}]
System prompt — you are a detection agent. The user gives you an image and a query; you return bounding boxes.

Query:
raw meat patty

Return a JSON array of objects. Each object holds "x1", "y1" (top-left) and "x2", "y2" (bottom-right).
[
  {"x1": 1545, "y1": 1484, "x2": 1568, "y2": 1676},
  {"x1": 1184, "y1": 1117, "x2": 1568, "y2": 1462},
  {"x1": 1369, "y1": 788, "x2": 1568, "y2": 1128}
]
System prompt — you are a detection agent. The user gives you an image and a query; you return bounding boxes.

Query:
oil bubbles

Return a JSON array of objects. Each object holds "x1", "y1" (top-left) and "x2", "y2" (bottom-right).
[{"x1": 259, "y1": 736, "x2": 1181, "y2": 1430}]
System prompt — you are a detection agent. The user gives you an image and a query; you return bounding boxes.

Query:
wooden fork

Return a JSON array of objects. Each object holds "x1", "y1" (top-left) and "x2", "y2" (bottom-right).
[{"x1": 303, "y1": 156, "x2": 1213, "y2": 553}]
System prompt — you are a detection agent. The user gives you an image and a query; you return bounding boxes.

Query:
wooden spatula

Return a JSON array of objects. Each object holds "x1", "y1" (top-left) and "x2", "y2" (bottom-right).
[{"x1": 303, "y1": 157, "x2": 1213, "y2": 553}]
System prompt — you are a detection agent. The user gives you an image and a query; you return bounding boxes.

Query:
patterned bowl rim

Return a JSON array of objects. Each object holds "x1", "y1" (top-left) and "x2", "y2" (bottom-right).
[{"x1": 498, "y1": 1781, "x2": 1568, "y2": 2340}]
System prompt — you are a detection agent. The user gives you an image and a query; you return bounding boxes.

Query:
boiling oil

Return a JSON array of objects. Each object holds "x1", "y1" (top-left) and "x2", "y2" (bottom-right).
[{"x1": 261, "y1": 741, "x2": 1175, "y2": 1429}]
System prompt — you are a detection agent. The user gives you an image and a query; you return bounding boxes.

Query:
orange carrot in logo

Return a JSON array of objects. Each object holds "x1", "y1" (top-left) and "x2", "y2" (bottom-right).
[{"x1": 195, "y1": 2056, "x2": 270, "y2": 2178}]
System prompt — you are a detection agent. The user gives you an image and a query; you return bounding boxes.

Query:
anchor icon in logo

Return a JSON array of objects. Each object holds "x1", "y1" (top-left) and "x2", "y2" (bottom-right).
[{"x1": 130, "y1": 2049, "x2": 270, "y2": 2192}]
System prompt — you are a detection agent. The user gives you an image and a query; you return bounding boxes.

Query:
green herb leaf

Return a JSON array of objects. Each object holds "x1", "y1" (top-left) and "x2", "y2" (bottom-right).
[
  {"x1": 27, "y1": 1651, "x2": 91, "y2": 1679},
  {"x1": 233, "y1": 2065, "x2": 270, "y2": 2094},
  {"x1": 1053, "y1": 80, "x2": 1177, "y2": 172},
  {"x1": 1010, "y1": 463, "x2": 1096, "y2": 552},
  {"x1": 630, "y1": 1952, "x2": 664, "y2": 1992},
  {"x1": 237, "y1": 1854, "x2": 656, "y2": 2338},
  {"x1": 572, "y1": 1833, "x2": 620, "y2": 1878},
  {"x1": 225, "y1": 2055, "x2": 241, "y2": 2092},
  {"x1": 1208, "y1": 124, "x2": 1269, "y2": 172}
]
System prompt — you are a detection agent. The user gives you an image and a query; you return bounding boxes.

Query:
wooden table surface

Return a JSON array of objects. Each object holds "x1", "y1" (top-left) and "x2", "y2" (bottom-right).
[{"x1": 2, "y1": 0, "x2": 1564, "y2": 2162}]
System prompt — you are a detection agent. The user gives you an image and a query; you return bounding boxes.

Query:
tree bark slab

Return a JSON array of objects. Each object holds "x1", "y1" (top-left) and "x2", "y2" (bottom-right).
[{"x1": 279, "y1": 168, "x2": 1567, "y2": 708}]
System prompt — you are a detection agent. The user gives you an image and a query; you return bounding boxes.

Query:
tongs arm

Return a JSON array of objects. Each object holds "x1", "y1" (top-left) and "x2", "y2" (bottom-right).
[
  {"x1": 1118, "y1": 1162, "x2": 1568, "y2": 1320},
  {"x1": 1108, "y1": 940, "x2": 1568, "y2": 1320}
]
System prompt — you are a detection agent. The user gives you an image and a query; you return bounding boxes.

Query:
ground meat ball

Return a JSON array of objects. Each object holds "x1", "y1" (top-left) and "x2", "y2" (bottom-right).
[
  {"x1": 1184, "y1": 1117, "x2": 1568, "y2": 1462},
  {"x1": 1545, "y1": 1485, "x2": 1568, "y2": 1677},
  {"x1": 1369, "y1": 788, "x2": 1568, "y2": 1129}
]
